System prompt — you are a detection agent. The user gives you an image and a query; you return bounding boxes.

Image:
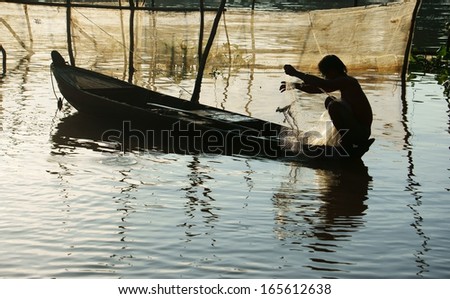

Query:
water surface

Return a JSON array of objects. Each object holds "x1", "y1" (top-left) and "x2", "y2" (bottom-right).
[{"x1": 0, "y1": 4, "x2": 449, "y2": 278}]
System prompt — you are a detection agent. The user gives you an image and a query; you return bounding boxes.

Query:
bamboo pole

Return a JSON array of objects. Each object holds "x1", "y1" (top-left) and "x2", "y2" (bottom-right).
[
  {"x1": 446, "y1": 22, "x2": 450, "y2": 53},
  {"x1": 0, "y1": 44, "x2": 6, "y2": 75},
  {"x1": 118, "y1": 0, "x2": 128, "y2": 80},
  {"x1": 191, "y1": 0, "x2": 227, "y2": 104},
  {"x1": 23, "y1": 5, "x2": 34, "y2": 50},
  {"x1": 128, "y1": 0, "x2": 136, "y2": 83},
  {"x1": 6, "y1": 0, "x2": 216, "y2": 12},
  {"x1": 198, "y1": 0, "x2": 205, "y2": 66},
  {"x1": 66, "y1": 0, "x2": 75, "y2": 66},
  {"x1": 0, "y1": 17, "x2": 33, "y2": 54},
  {"x1": 401, "y1": 0, "x2": 422, "y2": 83}
]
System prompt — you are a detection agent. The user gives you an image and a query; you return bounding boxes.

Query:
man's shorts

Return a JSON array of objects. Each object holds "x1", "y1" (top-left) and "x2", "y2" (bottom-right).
[{"x1": 328, "y1": 98, "x2": 371, "y2": 144}]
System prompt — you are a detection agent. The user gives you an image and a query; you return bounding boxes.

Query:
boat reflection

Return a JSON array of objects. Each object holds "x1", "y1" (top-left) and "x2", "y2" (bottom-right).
[
  {"x1": 51, "y1": 111, "x2": 212, "y2": 156},
  {"x1": 51, "y1": 112, "x2": 122, "y2": 155}
]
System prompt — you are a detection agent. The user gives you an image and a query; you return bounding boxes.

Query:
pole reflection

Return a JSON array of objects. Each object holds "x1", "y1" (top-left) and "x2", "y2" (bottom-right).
[
  {"x1": 180, "y1": 156, "x2": 219, "y2": 241},
  {"x1": 401, "y1": 77, "x2": 431, "y2": 277}
]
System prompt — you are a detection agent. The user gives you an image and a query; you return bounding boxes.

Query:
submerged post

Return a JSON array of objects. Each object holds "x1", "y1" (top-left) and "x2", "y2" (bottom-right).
[
  {"x1": 191, "y1": 0, "x2": 227, "y2": 103},
  {"x1": 0, "y1": 44, "x2": 6, "y2": 75}
]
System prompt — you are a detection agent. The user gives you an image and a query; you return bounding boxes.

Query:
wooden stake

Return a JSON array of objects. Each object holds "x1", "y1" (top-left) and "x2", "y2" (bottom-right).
[
  {"x1": 66, "y1": 0, "x2": 75, "y2": 66},
  {"x1": 401, "y1": 0, "x2": 422, "y2": 83},
  {"x1": 128, "y1": 0, "x2": 136, "y2": 83},
  {"x1": 191, "y1": 0, "x2": 227, "y2": 103},
  {"x1": 198, "y1": 0, "x2": 205, "y2": 66},
  {"x1": 0, "y1": 44, "x2": 6, "y2": 75}
]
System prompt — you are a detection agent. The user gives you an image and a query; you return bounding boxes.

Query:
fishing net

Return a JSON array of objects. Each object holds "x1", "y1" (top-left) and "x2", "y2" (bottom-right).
[
  {"x1": 276, "y1": 80, "x2": 341, "y2": 153},
  {"x1": 0, "y1": 0, "x2": 419, "y2": 73},
  {"x1": 289, "y1": 0, "x2": 419, "y2": 73}
]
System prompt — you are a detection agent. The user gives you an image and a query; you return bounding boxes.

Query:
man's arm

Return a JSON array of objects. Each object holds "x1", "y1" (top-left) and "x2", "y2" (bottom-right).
[
  {"x1": 284, "y1": 64, "x2": 342, "y2": 92},
  {"x1": 297, "y1": 83, "x2": 323, "y2": 94},
  {"x1": 279, "y1": 82, "x2": 323, "y2": 94}
]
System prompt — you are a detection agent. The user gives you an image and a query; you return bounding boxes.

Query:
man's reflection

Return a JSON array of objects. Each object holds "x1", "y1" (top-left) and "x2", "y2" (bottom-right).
[
  {"x1": 272, "y1": 160, "x2": 372, "y2": 273},
  {"x1": 315, "y1": 160, "x2": 371, "y2": 224}
]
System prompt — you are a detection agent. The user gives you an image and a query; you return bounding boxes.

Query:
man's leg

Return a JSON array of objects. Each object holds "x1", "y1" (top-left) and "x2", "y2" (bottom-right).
[{"x1": 327, "y1": 100, "x2": 353, "y2": 146}]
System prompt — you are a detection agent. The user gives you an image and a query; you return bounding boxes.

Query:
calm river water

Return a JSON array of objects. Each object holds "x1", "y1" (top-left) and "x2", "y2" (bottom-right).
[{"x1": 0, "y1": 3, "x2": 449, "y2": 278}]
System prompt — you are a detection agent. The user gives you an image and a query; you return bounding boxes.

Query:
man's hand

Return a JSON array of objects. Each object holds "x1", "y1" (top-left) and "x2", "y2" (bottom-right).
[
  {"x1": 279, "y1": 81, "x2": 287, "y2": 93},
  {"x1": 280, "y1": 81, "x2": 302, "y2": 93},
  {"x1": 283, "y1": 64, "x2": 298, "y2": 76}
]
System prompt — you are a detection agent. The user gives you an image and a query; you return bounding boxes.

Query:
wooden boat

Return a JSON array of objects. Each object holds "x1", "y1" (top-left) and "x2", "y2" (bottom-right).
[{"x1": 50, "y1": 50, "x2": 374, "y2": 160}]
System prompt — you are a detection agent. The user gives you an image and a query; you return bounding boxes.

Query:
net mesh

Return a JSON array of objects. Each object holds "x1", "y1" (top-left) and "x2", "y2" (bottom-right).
[
  {"x1": 277, "y1": 82, "x2": 341, "y2": 151},
  {"x1": 293, "y1": 0, "x2": 418, "y2": 73},
  {"x1": 0, "y1": 0, "x2": 418, "y2": 73}
]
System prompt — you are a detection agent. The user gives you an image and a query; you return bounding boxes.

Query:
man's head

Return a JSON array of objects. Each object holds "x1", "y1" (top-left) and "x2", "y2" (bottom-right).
[{"x1": 318, "y1": 55, "x2": 347, "y2": 79}]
